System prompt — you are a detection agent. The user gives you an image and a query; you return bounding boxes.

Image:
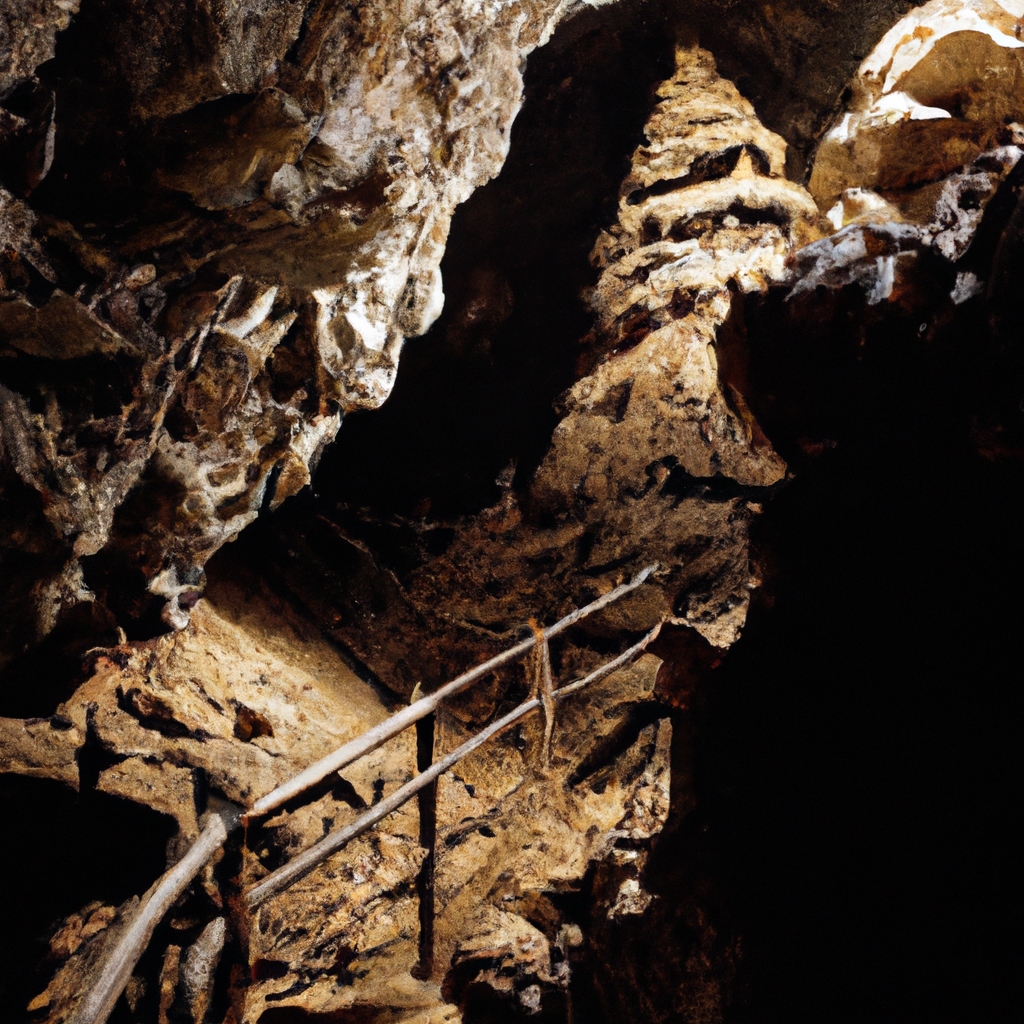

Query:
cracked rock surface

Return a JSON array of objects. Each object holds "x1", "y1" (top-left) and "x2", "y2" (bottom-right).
[
  {"x1": 13, "y1": 573, "x2": 432, "y2": 1024},
  {"x1": 0, "y1": 0, "x2": 585, "y2": 654},
  {"x1": 1, "y1": 21, "x2": 823, "y2": 1020},
  {"x1": 4, "y1": 2, "x2": 1024, "y2": 1023}
]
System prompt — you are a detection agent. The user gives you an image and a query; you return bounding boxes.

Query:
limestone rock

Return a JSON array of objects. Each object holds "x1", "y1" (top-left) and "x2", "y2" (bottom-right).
[
  {"x1": 179, "y1": 916, "x2": 225, "y2": 1024},
  {"x1": 4, "y1": 576, "x2": 434, "y2": 1022},
  {"x1": 0, "y1": 0, "x2": 595, "y2": 655},
  {"x1": 544, "y1": 45, "x2": 821, "y2": 503},
  {"x1": 50, "y1": 589, "x2": 415, "y2": 812},
  {"x1": 8, "y1": 5, "x2": 1008, "y2": 1023},
  {"x1": 25, "y1": 898, "x2": 134, "y2": 1024},
  {"x1": 1, "y1": 573, "x2": 677, "y2": 1021},
  {"x1": 800, "y1": 0, "x2": 1024, "y2": 304},
  {"x1": 0, "y1": 712, "x2": 82, "y2": 786},
  {"x1": 433, "y1": 656, "x2": 672, "y2": 1009},
  {"x1": 241, "y1": 831, "x2": 433, "y2": 1022},
  {"x1": 687, "y1": 1, "x2": 922, "y2": 180},
  {"x1": 290, "y1": 43, "x2": 823, "y2": 686},
  {"x1": 810, "y1": 0, "x2": 1024, "y2": 218},
  {"x1": 237, "y1": 46, "x2": 823, "y2": 1015}
]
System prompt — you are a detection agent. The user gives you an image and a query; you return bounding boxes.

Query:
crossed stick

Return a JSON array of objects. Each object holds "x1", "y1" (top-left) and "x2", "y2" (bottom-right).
[{"x1": 69, "y1": 566, "x2": 658, "y2": 1024}]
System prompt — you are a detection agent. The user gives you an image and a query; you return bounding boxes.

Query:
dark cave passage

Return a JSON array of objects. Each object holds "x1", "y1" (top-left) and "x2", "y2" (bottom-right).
[{"x1": 698, "y1": 385, "x2": 1024, "y2": 1024}]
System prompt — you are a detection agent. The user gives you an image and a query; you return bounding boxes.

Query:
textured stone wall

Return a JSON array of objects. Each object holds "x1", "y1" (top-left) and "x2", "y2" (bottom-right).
[
  {"x1": 0, "y1": 0, "x2": 588, "y2": 647},
  {"x1": 3, "y1": 2, "x2": 1024, "y2": 1023}
]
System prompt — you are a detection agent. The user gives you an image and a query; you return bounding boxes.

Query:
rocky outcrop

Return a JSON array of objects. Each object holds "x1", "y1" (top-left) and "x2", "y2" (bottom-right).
[
  {"x1": 280, "y1": 43, "x2": 825, "y2": 709},
  {"x1": 797, "y1": 0, "x2": 1024, "y2": 303},
  {"x1": 0, "y1": 0, "x2": 590, "y2": 654},
  {"x1": 0, "y1": 0, "x2": 79, "y2": 100},
  {"x1": 227, "y1": 42, "x2": 823, "y2": 1016},
  {"x1": 6, "y1": 2, "x2": 1024, "y2": 1023},
  {"x1": 0, "y1": 28, "x2": 828, "y2": 1021},
  {"x1": 12, "y1": 574, "x2": 433, "y2": 1024},
  {"x1": 1, "y1": 567, "x2": 674, "y2": 1023}
]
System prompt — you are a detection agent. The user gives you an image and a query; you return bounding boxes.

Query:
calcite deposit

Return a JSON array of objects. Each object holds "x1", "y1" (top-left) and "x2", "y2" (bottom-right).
[
  {"x1": 431, "y1": 657, "x2": 672, "y2": 1011},
  {"x1": 5, "y1": 1, "x2": 1024, "y2": 1022},
  {"x1": 2, "y1": 34, "x2": 819, "y2": 1017},
  {"x1": 285, "y1": 42, "x2": 825, "y2": 696},
  {"x1": 209, "y1": 42, "x2": 823, "y2": 1017},
  {"x1": 0, "y1": 568, "x2": 675, "y2": 1022},
  {"x1": 0, "y1": 0, "x2": 79, "y2": 100},
  {"x1": 797, "y1": 0, "x2": 1024, "y2": 302}
]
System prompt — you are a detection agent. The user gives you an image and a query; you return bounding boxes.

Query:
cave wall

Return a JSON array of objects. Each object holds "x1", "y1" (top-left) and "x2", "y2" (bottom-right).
[{"x1": 2, "y1": 2, "x2": 1023, "y2": 1023}]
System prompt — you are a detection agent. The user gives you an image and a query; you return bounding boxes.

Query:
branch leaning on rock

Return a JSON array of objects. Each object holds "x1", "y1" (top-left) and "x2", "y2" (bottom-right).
[
  {"x1": 69, "y1": 565, "x2": 658, "y2": 1023},
  {"x1": 244, "y1": 622, "x2": 662, "y2": 908},
  {"x1": 245, "y1": 563, "x2": 658, "y2": 819},
  {"x1": 68, "y1": 803, "x2": 239, "y2": 1024}
]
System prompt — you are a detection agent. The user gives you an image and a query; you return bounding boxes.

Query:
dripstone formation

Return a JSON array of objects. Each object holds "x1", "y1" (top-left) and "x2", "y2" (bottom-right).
[{"x1": 2, "y1": 1, "x2": 1023, "y2": 1023}]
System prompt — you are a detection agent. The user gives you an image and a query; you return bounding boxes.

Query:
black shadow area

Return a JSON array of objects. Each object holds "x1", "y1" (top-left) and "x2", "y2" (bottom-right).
[
  {"x1": 0, "y1": 776, "x2": 175, "y2": 1022},
  {"x1": 699, "y1": 387, "x2": 1024, "y2": 1023}
]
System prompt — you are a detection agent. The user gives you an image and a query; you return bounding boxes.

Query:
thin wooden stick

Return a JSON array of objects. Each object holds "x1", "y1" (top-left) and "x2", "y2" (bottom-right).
[
  {"x1": 245, "y1": 565, "x2": 657, "y2": 819},
  {"x1": 245, "y1": 624, "x2": 661, "y2": 909},
  {"x1": 69, "y1": 806, "x2": 238, "y2": 1024},
  {"x1": 535, "y1": 631, "x2": 556, "y2": 767}
]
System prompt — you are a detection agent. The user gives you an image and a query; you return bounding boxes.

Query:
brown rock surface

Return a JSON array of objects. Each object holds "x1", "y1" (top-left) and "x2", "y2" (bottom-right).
[
  {"x1": 8, "y1": 575, "x2": 434, "y2": 1022},
  {"x1": 432, "y1": 657, "x2": 672, "y2": 1009},
  {"x1": 281, "y1": 42, "x2": 823, "y2": 694},
  {"x1": 809, "y1": 0, "x2": 1024, "y2": 218},
  {"x1": 2, "y1": 568, "x2": 678, "y2": 1021},
  {"x1": 796, "y1": 0, "x2": 1024, "y2": 304},
  {"x1": 0, "y1": 0, "x2": 79, "y2": 100},
  {"x1": 6, "y1": 2, "x2": 1022, "y2": 1023},
  {"x1": 0, "y1": 0, "x2": 590, "y2": 652},
  {"x1": 213, "y1": 39, "x2": 823, "y2": 1017}
]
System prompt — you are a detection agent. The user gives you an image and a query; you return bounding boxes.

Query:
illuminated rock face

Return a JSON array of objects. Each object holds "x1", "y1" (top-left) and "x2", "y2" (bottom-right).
[
  {"x1": 288, "y1": 42, "x2": 825, "y2": 710},
  {"x1": 798, "y1": 0, "x2": 1024, "y2": 303},
  {"x1": 0, "y1": 0, "x2": 576, "y2": 647},
  {"x1": 241, "y1": 43, "x2": 821, "y2": 1011},
  {"x1": 528, "y1": 43, "x2": 823, "y2": 647},
  {"x1": 811, "y1": 0, "x2": 1024, "y2": 221}
]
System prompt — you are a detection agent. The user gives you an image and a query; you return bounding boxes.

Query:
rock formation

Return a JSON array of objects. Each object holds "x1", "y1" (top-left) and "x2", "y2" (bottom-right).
[
  {"x1": 797, "y1": 0, "x2": 1024, "y2": 301},
  {"x1": 2, "y1": 1, "x2": 1023, "y2": 1022},
  {"x1": 0, "y1": 0, "x2": 583, "y2": 648}
]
